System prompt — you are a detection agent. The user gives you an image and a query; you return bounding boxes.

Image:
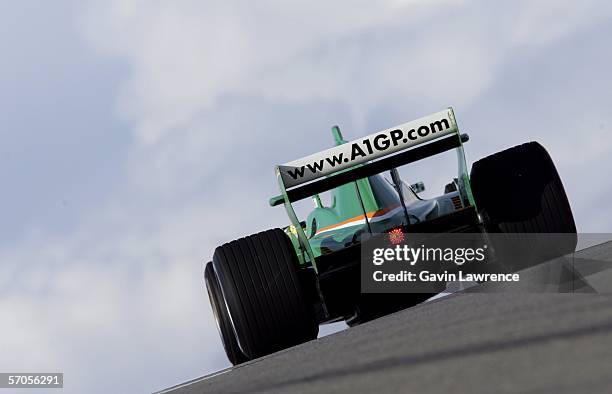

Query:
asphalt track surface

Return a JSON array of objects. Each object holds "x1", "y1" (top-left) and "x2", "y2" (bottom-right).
[{"x1": 159, "y1": 241, "x2": 612, "y2": 394}]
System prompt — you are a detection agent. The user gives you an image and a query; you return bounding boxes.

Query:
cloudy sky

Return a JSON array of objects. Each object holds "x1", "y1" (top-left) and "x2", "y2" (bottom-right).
[{"x1": 2, "y1": 1, "x2": 612, "y2": 393}]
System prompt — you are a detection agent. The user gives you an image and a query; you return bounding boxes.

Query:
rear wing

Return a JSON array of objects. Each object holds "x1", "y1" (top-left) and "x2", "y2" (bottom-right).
[{"x1": 270, "y1": 108, "x2": 466, "y2": 207}]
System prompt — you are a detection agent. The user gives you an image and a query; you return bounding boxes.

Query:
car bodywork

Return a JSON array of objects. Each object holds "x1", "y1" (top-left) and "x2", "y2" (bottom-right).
[{"x1": 268, "y1": 108, "x2": 483, "y2": 323}]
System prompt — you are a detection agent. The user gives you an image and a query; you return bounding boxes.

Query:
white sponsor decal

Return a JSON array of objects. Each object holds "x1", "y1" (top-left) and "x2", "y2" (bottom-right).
[{"x1": 279, "y1": 108, "x2": 458, "y2": 188}]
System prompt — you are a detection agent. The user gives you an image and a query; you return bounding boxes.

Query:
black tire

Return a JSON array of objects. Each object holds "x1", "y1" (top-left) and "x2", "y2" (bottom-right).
[
  {"x1": 204, "y1": 262, "x2": 248, "y2": 365},
  {"x1": 212, "y1": 229, "x2": 318, "y2": 360},
  {"x1": 470, "y1": 142, "x2": 577, "y2": 266}
]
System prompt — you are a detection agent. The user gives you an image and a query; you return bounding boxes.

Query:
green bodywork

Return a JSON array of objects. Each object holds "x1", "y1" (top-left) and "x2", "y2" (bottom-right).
[{"x1": 270, "y1": 110, "x2": 474, "y2": 273}]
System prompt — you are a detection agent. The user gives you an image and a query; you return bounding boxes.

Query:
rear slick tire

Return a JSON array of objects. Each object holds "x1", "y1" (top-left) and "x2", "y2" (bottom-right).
[
  {"x1": 470, "y1": 141, "x2": 577, "y2": 268},
  {"x1": 212, "y1": 229, "x2": 318, "y2": 360}
]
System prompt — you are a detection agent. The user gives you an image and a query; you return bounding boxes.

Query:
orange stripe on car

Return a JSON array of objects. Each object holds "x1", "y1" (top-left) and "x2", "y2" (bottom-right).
[{"x1": 314, "y1": 204, "x2": 401, "y2": 235}]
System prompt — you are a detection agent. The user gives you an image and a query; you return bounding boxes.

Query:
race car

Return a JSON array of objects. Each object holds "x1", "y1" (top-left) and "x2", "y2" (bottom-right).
[{"x1": 204, "y1": 108, "x2": 576, "y2": 365}]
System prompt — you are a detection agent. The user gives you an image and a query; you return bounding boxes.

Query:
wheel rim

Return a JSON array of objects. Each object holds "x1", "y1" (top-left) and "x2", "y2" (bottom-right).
[
  {"x1": 205, "y1": 265, "x2": 247, "y2": 363},
  {"x1": 205, "y1": 274, "x2": 225, "y2": 343}
]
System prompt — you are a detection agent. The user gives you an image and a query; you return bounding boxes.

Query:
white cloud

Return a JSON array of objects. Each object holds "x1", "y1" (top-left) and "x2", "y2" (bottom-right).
[
  {"x1": 79, "y1": 0, "x2": 612, "y2": 143},
  {"x1": 80, "y1": 0, "x2": 474, "y2": 143},
  {"x1": 3, "y1": 1, "x2": 612, "y2": 393}
]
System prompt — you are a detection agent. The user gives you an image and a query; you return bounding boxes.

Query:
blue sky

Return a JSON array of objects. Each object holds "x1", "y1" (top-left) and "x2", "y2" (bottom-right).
[
  {"x1": 0, "y1": 1, "x2": 130, "y2": 246},
  {"x1": 1, "y1": 1, "x2": 612, "y2": 393}
]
